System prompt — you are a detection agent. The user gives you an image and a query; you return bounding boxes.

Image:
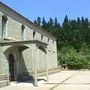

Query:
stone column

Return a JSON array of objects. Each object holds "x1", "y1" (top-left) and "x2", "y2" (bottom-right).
[
  {"x1": 0, "y1": 45, "x2": 9, "y2": 86},
  {"x1": 32, "y1": 47, "x2": 38, "y2": 86},
  {"x1": 0, "y1": 46, "x2": 8, "y2": 75},
  {"x1": 0, "y1": 14, "x2": 2, "y2": 38},
  {"x1": 45, "y1": 53, "x2": 49, "y2": 82}
]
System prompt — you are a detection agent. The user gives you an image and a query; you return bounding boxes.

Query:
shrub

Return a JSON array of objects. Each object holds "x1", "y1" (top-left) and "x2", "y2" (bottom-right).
[{"x1": 58, "y1": 46, "x2": 90, "y2": 69}]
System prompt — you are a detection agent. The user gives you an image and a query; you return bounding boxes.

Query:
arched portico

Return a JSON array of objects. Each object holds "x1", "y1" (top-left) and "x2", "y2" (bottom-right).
[
  {"x1": 0, "y1": 40, "x2": 48, "y2": 86},
  {"x1": 4, "y1": 45, "x2": 29, "y2": 81}
]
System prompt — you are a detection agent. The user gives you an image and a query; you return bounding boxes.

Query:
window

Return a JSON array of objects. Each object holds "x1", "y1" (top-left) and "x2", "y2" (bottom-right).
[
  {"x1": 2, "y1": 15, "x2": 7, "y2": 38},
  {"x1": 33, "y1": 31, "x2": 36, "y2": 39},
  {"x1": 41, "y1": 35, "x2": 43, "y2": 40},
  {"x1": 21, "y1": 25, "x2": 25, "y2": 40}
]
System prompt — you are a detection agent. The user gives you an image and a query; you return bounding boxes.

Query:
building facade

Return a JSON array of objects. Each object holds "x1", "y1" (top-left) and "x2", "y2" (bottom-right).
[{"x1": 0, "y1": 2, "x2": 58, "y2": 87}]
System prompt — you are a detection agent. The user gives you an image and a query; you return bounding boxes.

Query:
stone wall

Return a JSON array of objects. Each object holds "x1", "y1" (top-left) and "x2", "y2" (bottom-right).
[
  {"x1": 0, "y1": 3, "x2": 58, "y2": 83},
  {"x1": 0, "y1": 9, "x2": 58, "y2": 70}
]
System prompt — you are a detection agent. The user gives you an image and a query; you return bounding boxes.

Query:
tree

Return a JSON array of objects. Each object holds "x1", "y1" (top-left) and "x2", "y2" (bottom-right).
[
  {"x1": 37, "y1": 17, "x2": 41, "y2": 26},
  {"x1": 42, "y1": 17, "x2": 47, "y2": 29},
  {"x1": 34, "y1": 16, "x2": 90, "y2": 69},
  {"x1": 62, "y1": 15, "x2": 69, "y2": 30},
  {"x1": 48, "y1": 17, "x2": 54, "y2": 26},
  {"x1": 54, "y1": 17, "x2": 58, "y2": 27},
  {"x1": 34, "y1": 20, "x2": 37, "y2": 24}
]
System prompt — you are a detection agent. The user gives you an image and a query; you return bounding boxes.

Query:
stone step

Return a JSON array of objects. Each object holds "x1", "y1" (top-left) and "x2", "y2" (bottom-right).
[
  {"x1": 37, "y1": 68, "x2": 61, "y2": 76},
  {"x1": 0, "y1": 80, "x2": 9, "y2": 88}
]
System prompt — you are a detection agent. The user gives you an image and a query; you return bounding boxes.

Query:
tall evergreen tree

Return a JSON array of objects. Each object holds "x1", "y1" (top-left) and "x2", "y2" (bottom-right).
[
  {"x1": 48, "y1": 17, "x2": 54, "y2": 26},
  {"x1": 42, "y1": 17, "x2": 47, "y2": 29},
  {"x1": 62, "y1": 15, "x2": 69, "y2": 30},
  {"x1": 37, "y1": 17, "x2": 41, "y2": 26},
  {"x1": 54, "y1": 17, "x2": 58, "y2": 27}
]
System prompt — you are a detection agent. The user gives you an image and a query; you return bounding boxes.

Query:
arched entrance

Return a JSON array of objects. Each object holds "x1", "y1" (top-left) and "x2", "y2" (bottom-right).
[
  {"x1": 8, "y1": 54, "x2": 15, "y2": 81},
  {"x1": 2, "y1": 41, "x2": 48, "y2": 86},
  {"x1": 4, "y1": 45, "x2": 29, "y2": 81}
]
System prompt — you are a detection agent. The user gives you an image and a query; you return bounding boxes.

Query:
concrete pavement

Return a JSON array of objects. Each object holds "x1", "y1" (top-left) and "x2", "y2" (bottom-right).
[
  {"x1": 1, "y1": 70, "x2": 90, "y2": 90},
  {"x1": 53, "y1": 71, "x2": 90, "y2": 90}
]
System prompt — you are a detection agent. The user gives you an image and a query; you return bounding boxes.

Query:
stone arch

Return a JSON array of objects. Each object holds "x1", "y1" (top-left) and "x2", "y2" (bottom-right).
[
  {"x1": 3, "y1": 44, "x2": 29, "y2": 53},
  {"x1": 4, "y1": 45, "x2": 29, "y2": 81}
]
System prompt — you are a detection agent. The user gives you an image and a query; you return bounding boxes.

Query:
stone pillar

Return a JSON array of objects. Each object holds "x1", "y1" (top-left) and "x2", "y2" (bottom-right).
[
  {"x1": 0, "y1": 14, "x2": 2, "y2": 38},
  {"x1": 32, "y1": 47, "x2": 38, "y2": 86},
  {"x1": 0, "y1": 45, "x2": 9, "y2": 87},
  {"x1": 45, "y1": 53, "x2": 49, "y2": 82},
  {"x1": 0, "y1": 46, "x2": 8, "y2": 75}
]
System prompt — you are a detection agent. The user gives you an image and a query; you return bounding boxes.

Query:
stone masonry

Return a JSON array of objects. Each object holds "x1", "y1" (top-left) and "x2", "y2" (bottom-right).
[{"x1": 0, "y1": 2, "x2": 58, "y2": 87}]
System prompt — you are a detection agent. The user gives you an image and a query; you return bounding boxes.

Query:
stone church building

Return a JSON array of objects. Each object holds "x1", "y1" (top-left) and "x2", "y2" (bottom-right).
[{"x1": 0, "y1": 2, "x2": 58, "y2": 87}]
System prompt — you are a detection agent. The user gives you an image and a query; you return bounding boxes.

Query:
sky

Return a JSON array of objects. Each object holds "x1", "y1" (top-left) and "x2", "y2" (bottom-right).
[{"x1": 0, "y1": 0, "x2": 90, "y2": 23}]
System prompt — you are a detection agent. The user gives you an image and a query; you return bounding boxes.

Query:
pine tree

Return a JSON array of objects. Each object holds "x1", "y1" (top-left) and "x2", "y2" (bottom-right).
[
  {"x1": 42, "y1": 17, "x2": 47, "y2": 29},
  {"x1": 54, "y1": 17, "x2": 58, "y2": 27},
  {"x1": 48, "y1": 17, "x2": 53, "y2": 26},
  {"x1": 62, "y1": 15, "x2": 69, "y2": 30},
  {"x1": 37, "y1": 17, "x2": 41, "y2": 26}
]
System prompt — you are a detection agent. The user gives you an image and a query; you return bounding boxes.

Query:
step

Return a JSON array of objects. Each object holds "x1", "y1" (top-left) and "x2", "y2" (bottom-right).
[
  {"x1": 0, "y1": 80, "x2": 9, "y2": 88},
  {"x1": 37, "y1": 68, "x2": 61, "y2": 76}
]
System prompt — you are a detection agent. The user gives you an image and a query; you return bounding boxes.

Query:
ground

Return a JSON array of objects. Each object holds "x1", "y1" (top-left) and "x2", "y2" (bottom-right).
[{"x1": 1, "y1": 70, "x2": 90, "y2": 90}]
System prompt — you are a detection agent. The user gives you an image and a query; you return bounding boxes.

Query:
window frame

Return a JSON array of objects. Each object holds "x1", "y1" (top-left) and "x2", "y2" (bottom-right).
[
  {"x1": 33, "y1": 31, "x2": 36, "y2": 39},
  {"x1": 2, "y1": 15, "x2": 8, "y2": 38},
  {"x1": 21, "y1": 24, "x2": 25, "y2": 40}
]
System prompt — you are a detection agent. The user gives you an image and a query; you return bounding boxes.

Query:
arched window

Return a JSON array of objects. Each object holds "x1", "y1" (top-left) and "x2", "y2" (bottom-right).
[
  {"x1": 2, "y1": 15, "x2": 8, "y2": 38},
  {"x1": 21, "y1": 25, "x2": 25, "y2": 40},
  {"x1": 33, "y1": 31, "x2": 36, "y2": 39}
]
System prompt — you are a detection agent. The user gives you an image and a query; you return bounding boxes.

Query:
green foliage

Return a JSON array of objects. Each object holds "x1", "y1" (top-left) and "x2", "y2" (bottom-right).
[
  {"x1": 58, "y1": 45, "x2": 90, "y2": 69},
  {"x1": 34, "y1": 16, "x2": 90, "y2": 69},
  {"x1": 34, "y1": 17, "x2": 41, "y2": 26}
]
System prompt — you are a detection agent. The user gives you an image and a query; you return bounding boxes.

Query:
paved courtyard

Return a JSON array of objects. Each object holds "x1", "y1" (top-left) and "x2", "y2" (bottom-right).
[{"x1": 0, "y1": 70, "x2": 90, "y2": 90}]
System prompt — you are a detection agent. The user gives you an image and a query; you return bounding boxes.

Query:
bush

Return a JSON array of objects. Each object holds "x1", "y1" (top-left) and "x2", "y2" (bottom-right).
[{"x1": 58, "y1": 46, "x2": 90, "y2": 70}]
